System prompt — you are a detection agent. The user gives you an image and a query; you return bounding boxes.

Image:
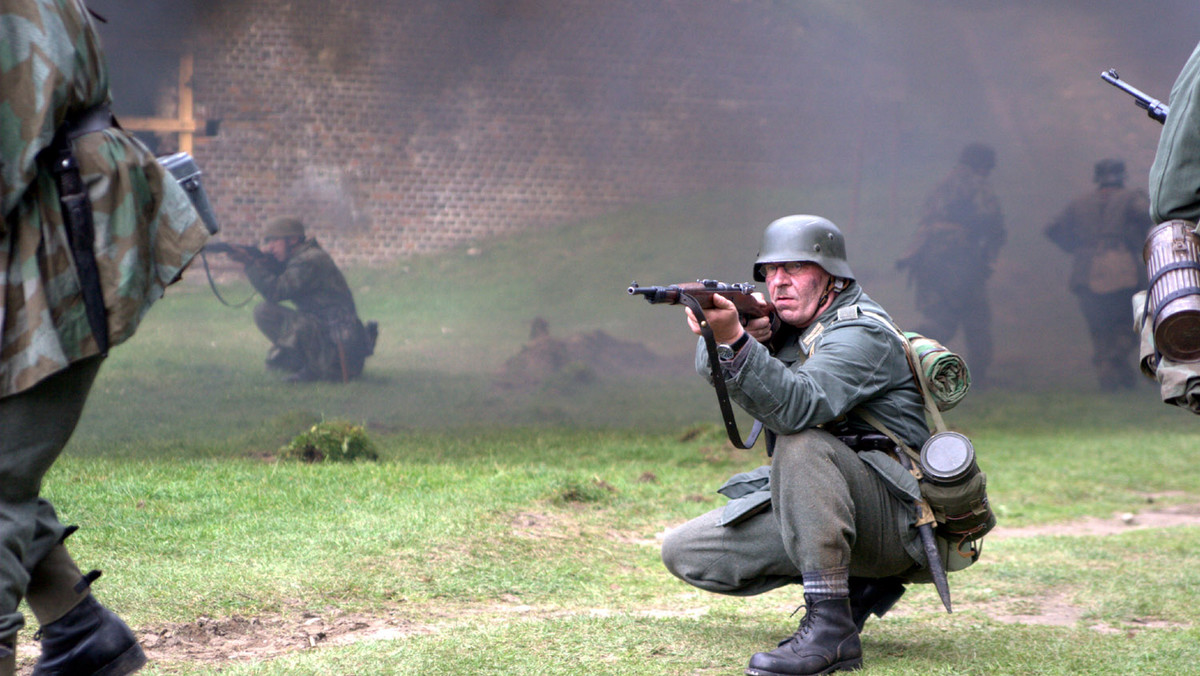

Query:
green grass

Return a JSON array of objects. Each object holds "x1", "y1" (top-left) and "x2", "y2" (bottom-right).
[{"x1": 24, "y1": 189, "x2": 1200, "y2": 673}]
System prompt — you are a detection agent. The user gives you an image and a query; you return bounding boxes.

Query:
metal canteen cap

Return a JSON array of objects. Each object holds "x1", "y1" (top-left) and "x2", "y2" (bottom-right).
[
  {"x1": 753, "y1": 215, "x2": 855, "y2": 282},
  {"x1": 919, "y1": 431, "x2": 977, "y2": 486}
]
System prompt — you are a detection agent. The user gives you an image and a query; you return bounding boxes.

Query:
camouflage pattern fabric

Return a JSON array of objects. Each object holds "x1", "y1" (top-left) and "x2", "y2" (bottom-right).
[
  {"x1": 0, "y1": 0, "x2": 207, "y2": 397},
  {"x1": 902, "y1": 164, "x2": 1006, "y2": 290},
  {"x1": 243, "y1": 238, "x2": 370, "y2": 380},
  {"x1": 904, "y1": 332, "x2": 970, "y2": 411}
]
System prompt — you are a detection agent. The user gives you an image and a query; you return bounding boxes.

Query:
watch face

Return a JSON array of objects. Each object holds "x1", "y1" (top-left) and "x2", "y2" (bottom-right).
[{"x1": 717, "y1": 344, "x2": 735, "y2": 360}]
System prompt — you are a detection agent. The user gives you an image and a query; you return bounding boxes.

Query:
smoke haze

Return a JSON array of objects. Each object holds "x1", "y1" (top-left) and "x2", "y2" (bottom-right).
[{"x1": 86, "y1": 0, "x2": 1200, "y2": 396}]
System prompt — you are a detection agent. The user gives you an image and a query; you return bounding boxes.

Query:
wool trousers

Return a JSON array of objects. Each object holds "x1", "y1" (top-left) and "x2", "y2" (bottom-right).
[
  {"x1": 661, "y1": 429, "x2": 917, "y2": 595},
  {"x1": 0, "y1": 356, "x2": 103, "y2": 640}
]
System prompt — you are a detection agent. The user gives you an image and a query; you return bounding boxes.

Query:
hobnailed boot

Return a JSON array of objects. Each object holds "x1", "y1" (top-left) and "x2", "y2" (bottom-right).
[
  {"x1": 745, "y1": 596, "x2": 862, "y2": 676},
  {"x1": 848, "y1": 576, "x2": 905, "y2": 632},
  {"x1": 26, "y1": 546, "x2": 145, "y2": 676}
]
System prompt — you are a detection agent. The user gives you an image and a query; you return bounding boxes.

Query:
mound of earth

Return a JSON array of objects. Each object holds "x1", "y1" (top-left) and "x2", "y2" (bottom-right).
[{"x1": 494, "y1": 318, "x2": 684, "y2": 391}]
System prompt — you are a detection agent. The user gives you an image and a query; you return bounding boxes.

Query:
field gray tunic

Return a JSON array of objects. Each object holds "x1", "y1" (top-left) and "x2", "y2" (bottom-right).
[{"x1": 1150, "y1": 41, "x2": 1200, "y2": 224}]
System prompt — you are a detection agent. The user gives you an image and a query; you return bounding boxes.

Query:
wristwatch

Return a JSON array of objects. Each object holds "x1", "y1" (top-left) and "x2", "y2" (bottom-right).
[{"x1": 717, "y1": 333, "x2": 750, "y2": 360}]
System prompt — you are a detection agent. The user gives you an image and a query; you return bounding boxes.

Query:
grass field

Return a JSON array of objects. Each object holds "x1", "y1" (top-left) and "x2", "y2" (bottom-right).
[{"x1": 26, "y1": 191, "x2": 1200, "y2": 674}]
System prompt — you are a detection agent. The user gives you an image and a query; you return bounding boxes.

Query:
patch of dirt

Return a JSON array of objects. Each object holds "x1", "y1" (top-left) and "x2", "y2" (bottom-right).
[
  {"x1": 980, "y1": 590, "x2": 1187, "y2": 635},
  {"x1": 138, "y1": 611, "x2": 435, "y2": 662},
  {"x1": 987, "y1": 503, "x2": 1200, "y2": 540},
  {"x1": 13, "y1": 609, "x2": 435, "y2": 674}
]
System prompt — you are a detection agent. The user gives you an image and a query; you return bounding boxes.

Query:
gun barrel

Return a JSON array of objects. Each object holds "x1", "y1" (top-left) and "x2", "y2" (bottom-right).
[{"x1": 1101, "y1": 68, "x2": 1168, "y2": 123}]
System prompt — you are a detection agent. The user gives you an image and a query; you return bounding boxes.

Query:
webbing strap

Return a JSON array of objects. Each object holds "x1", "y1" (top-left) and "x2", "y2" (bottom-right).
[
  {"x1": 682, "y1": 294, "x2": 763, "y2": 450},
  {"x1": 859, "y1": 310, "x2": 947, "y2": 434}
]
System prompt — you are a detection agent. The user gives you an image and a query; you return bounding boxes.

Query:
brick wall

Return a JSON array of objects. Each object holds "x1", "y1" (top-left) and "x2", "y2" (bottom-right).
[{"x1": 188, "y1": 1, "x2": 832, "y2": 265}]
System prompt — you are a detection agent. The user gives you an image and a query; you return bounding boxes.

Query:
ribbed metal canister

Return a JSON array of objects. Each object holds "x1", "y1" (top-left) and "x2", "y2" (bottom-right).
[{"x1": 1144, "y1": 220, "x2": 1200, "y2": 362}]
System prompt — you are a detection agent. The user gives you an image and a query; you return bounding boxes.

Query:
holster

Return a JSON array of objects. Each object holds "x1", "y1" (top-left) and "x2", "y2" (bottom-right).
[{"x1": 46, "y1": 104, "x2": 116, "y2": 355}]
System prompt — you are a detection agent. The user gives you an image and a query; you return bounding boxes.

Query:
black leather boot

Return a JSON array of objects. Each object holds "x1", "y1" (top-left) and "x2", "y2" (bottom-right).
[
  {"x1": 745, "y1": 596, "x2": 862, "y2": 676},
  {"x1": 848, "y1": 576, "x2": 905, "y2": 632},
  {"x1": 32, "y1": 594, "x2": 146, "y2": 676}
]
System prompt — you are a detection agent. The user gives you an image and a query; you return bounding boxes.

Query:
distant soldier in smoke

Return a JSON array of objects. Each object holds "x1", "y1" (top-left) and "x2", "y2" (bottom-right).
[
  {"x1": 1045, "y1": 159, "x2": 1151, "y2": 390},
  {"x1": 0, "y1": 0, "x2": 211, "y2": 673},
  {"x1": 218, "y1": 216, "x2": 377, "y2": 382},
  {"x1": 897, "y1": 143, "x2": 1005, "y2": 386}
]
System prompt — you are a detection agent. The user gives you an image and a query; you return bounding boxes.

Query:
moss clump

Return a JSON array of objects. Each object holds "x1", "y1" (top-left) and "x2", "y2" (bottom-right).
[{"x1": 280, "y1": 421, "x2": 378, "y2": 463}]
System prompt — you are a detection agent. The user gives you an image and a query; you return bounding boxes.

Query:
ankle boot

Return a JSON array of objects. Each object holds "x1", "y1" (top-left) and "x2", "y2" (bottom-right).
[
  {"x1": 745, "y1": 596, "x2": 862, "y2": 676},
  {"x1": 32, "y1": 594, "x2": 145, "y2": 676},
  {"x1": 27, "y1": 546, "x2": 145, "y2": 676},
  {"x1": 848, "y1": 576, "x2": 905, "y2": 632}
]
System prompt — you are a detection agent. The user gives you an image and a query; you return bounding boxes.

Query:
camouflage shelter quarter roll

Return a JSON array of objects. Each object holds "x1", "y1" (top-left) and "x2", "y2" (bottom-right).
[{"x1": 904, "y1": 332, "x2": 970, "y2": 411}]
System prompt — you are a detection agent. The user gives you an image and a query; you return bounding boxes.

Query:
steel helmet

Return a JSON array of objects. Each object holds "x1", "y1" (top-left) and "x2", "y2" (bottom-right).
[
  {"x1": 753, "y1": 215, "x2": 854, "y2": 282},
  {"x1": 1093, "y1": 158, "x2": 1126, "y2": 187},
  {"x1": 263, "y1": 216, "x2": 306, "y2": 240}
]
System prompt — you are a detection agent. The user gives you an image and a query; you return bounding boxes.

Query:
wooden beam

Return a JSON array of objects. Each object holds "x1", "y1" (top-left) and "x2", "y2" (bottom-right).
[{"x1": 120, "y1": 53, "x2": 203, "y2": 153}]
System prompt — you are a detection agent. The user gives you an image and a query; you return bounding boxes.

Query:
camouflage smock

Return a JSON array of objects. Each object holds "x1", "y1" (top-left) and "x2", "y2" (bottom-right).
[
  {"x1": 243, "y1": 238, "x2": 369, "y2": 378},
  {"x1": 0, "y1": 0, "x2": 207, "y2": 397}
]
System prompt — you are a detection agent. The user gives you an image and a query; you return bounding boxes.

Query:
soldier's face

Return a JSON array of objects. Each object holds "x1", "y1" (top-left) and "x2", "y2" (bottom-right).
[
  {"x1": 765, "y1": 261, "x2": 831, "y2": 328},
  {"x1": 263, "y1": 237, "x2": 290, "y2": 261}
]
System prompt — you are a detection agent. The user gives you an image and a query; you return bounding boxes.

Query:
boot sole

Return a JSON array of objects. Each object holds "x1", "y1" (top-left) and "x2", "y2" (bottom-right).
[
  {"x1": 93, "y1": 643, "x2": 146, "y2": 676},
  {"x1": 745, "y1": 657, "x2": 863, "y2": 676}
]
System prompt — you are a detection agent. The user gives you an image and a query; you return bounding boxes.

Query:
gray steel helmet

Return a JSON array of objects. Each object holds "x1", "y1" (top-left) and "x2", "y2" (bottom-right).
[
  {"x1": 753, "y1": 215, "x2": 854, "y2": 282},
  {"x1": 1093, "y1": 158, "x2": 1126, "y2": 187},
  {"x1": 264, "y1": 216, "x2": 306, "y2": 240}
]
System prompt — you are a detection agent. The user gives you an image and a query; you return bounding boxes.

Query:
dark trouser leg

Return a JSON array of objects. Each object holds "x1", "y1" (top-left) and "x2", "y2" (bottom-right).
[
  {"x1": 960, "y1": 287, "x2": 993, "y2": 385},
  {"x1": 770, "y1": 430, "x2": 916, "y2": 576},
  {"x1": 0, "y1": 357, "x2": 103, "y2": 642},
  {"x1": 1078, "y1": 289, "x2": 1138, "y2": 389},
  {"x1": 661, "y1": 505, "x2": 802, "y2": 596},
  {"x1": 253, "y1": 302, "x2": 332, "y2": 379},
  {"x1": 913, "y1": 291, "x2": 960, "y2": 348},
  {"x1": 663, "y1": 431, "x2": 917, "y2": 593}
]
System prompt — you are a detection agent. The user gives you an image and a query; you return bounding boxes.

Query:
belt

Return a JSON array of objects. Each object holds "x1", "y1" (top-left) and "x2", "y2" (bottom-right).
[{"x1": 835, "y1": 432, "x2": 897, "y2": 453}]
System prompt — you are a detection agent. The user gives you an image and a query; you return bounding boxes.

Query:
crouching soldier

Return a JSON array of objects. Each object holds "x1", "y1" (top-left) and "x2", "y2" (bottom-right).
[
  {"x1": 661, "y1": 215, "x2": 981, "y2": 675},
  {"x1": 223, "y1": 216, "x2": 377, "y2": 382}
]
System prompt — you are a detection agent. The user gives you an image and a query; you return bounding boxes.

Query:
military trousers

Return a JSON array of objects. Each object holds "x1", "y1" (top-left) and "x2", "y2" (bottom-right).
[
  {"x1": 0, "y1": 356, "x2": 103, "y2": 640},
  {"x1": 914, "y1": 276, "x2": 994, "y2": 384},
  {"x1": 661, "y1": 429, "x2": 919, "y2": 596},
  {"x1": 254, "y1": 301, "x2": 330, "y2": 373},
  {"x1": 1076, "y1": 288, "x2": 1139, "y2": 389}
]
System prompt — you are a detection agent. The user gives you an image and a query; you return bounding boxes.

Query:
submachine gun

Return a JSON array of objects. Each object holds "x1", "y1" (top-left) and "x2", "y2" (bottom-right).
[
  {"x1": 199, "y1": 242, "x2": 280, "y2": 307},
  {"x1": 628, "y1": 280, "x2": 777, "y2": 450}
]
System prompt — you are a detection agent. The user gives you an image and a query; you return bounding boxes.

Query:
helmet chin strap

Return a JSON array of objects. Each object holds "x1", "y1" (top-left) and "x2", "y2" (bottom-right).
[{"x1": 815, "y1": 275, "x2": 838, "y2": 311}]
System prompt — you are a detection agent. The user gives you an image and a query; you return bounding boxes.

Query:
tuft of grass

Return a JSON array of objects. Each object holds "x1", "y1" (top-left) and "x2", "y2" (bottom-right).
[{"x1": 278, "y1": 420, "x2": 379, "y2": 463}]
